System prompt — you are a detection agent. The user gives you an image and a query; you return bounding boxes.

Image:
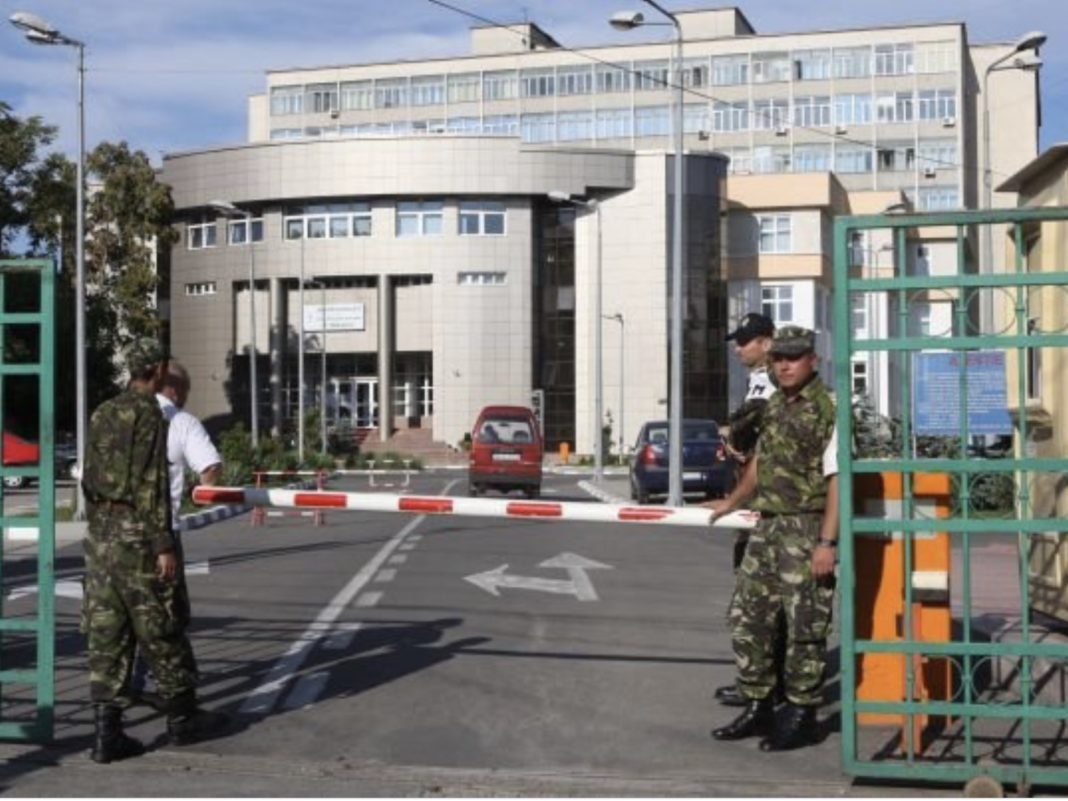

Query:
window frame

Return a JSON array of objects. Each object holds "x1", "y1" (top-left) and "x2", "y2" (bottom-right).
[
  {"x1": 458, "y1": 201, "x2": 506, "y2": 236},
  {"x1": 396, "y1": 200, "x2": 444, "y2": 237}
]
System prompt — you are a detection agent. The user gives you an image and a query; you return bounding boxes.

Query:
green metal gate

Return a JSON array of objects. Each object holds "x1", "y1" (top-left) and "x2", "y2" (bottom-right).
[
  {"x1": 834, "y1": 208, "x2": 1068, "y2": 793},
  {"x1": 0, "y1": 258, "x2": 56, "y2": 742}
]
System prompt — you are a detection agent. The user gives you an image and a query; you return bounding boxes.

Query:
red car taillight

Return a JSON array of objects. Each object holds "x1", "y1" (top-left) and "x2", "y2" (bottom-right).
[{"x1": 640, "y1": 444, "x2": 659, "y2": 465}]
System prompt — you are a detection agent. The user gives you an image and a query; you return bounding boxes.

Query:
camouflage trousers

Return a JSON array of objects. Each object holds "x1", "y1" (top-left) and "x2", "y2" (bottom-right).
[
  {"x1": 82, "y1": 517, "x2": 198, "y2": 709},
  {"x1": 729, "y1": 513, "x2": 835, "y2": 707}
]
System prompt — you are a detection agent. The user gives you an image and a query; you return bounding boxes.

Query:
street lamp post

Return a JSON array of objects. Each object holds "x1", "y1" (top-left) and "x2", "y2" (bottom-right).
[
  {"x1": 981, "y1": 31, "x2": 1045, "y2": 333},
  {"x1": 605, "y1": 312, "x2": 625, "y2": 461},
  {"x1": 548, "y1": 190, "x2": 603, "y2": 482},
  {"x1": 611, "y1": 2, "x2": 685, "y2": 505},
  {"x1": 208, "y1": 200, "x2": 258, "y2": 446},
  {"x1": 10, "y1": 11, "x2": 86, "y2": 513},
  {"x1": 298, "y1": 234, "x2": 306, "y2": 463},
  {"x1": 306, "y1": 280, "x2": 327, "y2": 455}
]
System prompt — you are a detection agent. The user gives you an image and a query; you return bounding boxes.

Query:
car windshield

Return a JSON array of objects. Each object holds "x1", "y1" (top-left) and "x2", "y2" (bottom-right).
[
  {"x1": 684, "y1": 422, "x2": 719, "y2": 441},
  {"x1": 477, "y1": 418, "x2": 535, "y2": 445}
]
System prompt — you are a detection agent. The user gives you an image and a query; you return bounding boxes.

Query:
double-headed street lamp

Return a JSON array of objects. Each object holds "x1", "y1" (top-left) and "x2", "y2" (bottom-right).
[
  {"x1": 611, "y1": 2, "x2": 685, "y2": 506},
  {"x1": 981, "y1": 30, "x2": 1045, "y2": 332},
  {"x1": 549, "y1": 190, "x2": 604, "y2": 483},
  {"x1": 208, "y1": 199, "x2": 259, "y2": 446},
  {"x1": 10, "y1": 11, "x2": 86, "y2": 511}
]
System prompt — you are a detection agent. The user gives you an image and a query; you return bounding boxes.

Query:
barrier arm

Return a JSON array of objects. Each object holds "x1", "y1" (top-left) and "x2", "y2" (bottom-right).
[{"x1": 192, "y1": 486, "x2": 759, "y2": 530}]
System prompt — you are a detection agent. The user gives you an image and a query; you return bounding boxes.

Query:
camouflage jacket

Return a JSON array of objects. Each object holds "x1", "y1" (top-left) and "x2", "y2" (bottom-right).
[
  {"x1": 751, "y1": 373, "x2": 835, "y2": 515},
  {"x1": 727, "y1": 365, "x2": 776, "y2": 457},
  {"x1": 82, "y1": 387, "x2": 173, "y2": 555}
]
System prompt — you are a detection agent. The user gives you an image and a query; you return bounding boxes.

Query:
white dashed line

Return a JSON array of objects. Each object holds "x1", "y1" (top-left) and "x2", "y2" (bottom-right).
[
  {"x1": 374, "y1": 569, "x2": 397, "y2": 583},
  {"x1": 282, "y1": 671, "x2": 330, "y2": 710},
  {"x1": 355, "y1": 592, "x2": 383, "y2": 607},
  {"x1": 321, "y1": 624, "x2": 362, "y2": 651},
  {"x1": 387, "y1": 554, "x2": 408, "y2": 566}
]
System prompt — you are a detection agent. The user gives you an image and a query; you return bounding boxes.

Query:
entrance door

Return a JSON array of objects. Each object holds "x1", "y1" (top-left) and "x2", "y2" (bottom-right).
[{"x1": 355, "y1": 378, "x2": 378, "y2": 428}]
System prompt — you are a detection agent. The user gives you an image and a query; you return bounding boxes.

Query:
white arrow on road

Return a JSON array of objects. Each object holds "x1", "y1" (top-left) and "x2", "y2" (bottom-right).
[
  {"x1": 464, "y1": 552, "x2": 613, "y2": 601},
  {"x1": 5, "y1": 561, "x2": 210, "y2": 603}
]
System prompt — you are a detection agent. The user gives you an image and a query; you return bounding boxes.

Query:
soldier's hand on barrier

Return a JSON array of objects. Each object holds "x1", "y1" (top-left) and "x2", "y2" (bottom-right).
[
  {"x1": 812, "y1": 542, "x2": 836, "y2": 580},
  {"x1": 702, "y1": 498, "x2": 733, "y2": 518},
  {"x1": 156, "y1": 551, "x2": 178, "y2": 583}
]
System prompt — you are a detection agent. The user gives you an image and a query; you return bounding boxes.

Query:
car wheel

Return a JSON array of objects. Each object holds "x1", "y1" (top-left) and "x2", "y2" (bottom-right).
[
  {"x1": 3, "y1": 475, "x2": 26, "y2": 489},
  {"x1": 636, "y1": 483, "x2": 649, "y2": 505}
]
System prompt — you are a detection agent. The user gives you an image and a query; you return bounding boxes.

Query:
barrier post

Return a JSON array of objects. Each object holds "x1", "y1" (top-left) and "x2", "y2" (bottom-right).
[
  {"x1": 314, "y1": 470, "x2": 325, "y2": 526},
  {"x1": 251, "y1": 471, "x2": 266, "y2": 526}
]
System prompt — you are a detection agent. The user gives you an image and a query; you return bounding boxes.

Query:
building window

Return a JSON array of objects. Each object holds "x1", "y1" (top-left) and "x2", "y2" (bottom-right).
[
  {"x1": 836, "y1": 146, "x2": 873, "y2": 174},
  {"x1": 396, "y1": 200, "x2": 443, "y2": 237},
  {"x1": 713, "y1": 101, "x2": 748, "y2": 133},
  {"x1": 375, "y1": 78, "x2": 408, "y2": 109},
  {"x1": 794, "y1": 145, "x2": 830, "y2": 172},
  {"x1": 520, "y1": 112, "x2": 555, "y2": 143},
  {"x1": 761, "y1": 284, "x2": 795, "y2": 324},
  {"x1": 635, "y1": 106, "x2": 670, "y2": 137},
  {"x1": 917, "y1": 89, "x2": 957, "y2": 122},
  {"x1": 340, "y1": 80, "x2": 373, "y2": 110},
  {"x1": 917, "y1": 187, "x2": 959, "y2": 210},
  {"x1": 683, "y1": 103, "x2": 709, "y2": 134},
  {"x1": 722, "y1": 146, "x2": 752, "y2": 174},
  {"x1": 851, "y1": 360, "x2": 868, "y2": 395},
  {"x1": 752, "y1": 98, "x2": 788, "y2": 131},
  {"x1": 483, "y1": 70, "x2": 518, "y2": 101},
  {"x1": 793, "y1": 95, "x2": 831, "y2": 128},
  {"x1": 557, "y1": 111, "x2": 593, "y2": 141},
  {"x1": 269, "y1": 128, "x2": 302, "y2": 140},
  {"x1": 1027, "y1": 318, "x2": 1041, "y2": 400},
  {"x1": 228, "y1": 219, "x2": 264, "y2": 245},
  {"x1": 270, "y1": 85, "x2": 303, "y2": 116},
  {"x1": 833, "y1": 46, "x2": 871, "y2": 79},
  {"x1": 458, "y1": 271, "x2": 507, "y2": 286},
  {"x1": 851, "y1": 291, "x2": 868, "y2": 334},
  {"x1": 557, "y1": 66, "x2": 593, "y2": 96},
  {"x1": 187, "y1": 222, "x2": 217, "y2": 250},
  {"x1": 758, "y1": 215, "x2": 792, "y2": 254},
  {"x1": 520, "y1": 68, "x2": 555, "y2": 98},
  {"x1": 681, "y1": 59, "x2": 709, "y2": 87},
  {"x1": 918, "y1": 140, "x2": 957, "y2": 174},
  {"x1": 447, "y1": 116, "x2": 482, "y2": 134},
  {"x1": 752, "y1": 52, "x2": 791, "y2": 83},
  {"x1": 793, "y1": 49, "x2": 831, "y2": 81},
  {"x1": 916, "y1": 41, "x2": 958, "y2": 74},
  {"x1": 877, "y1": 144, "x2": 915, "y2": 172},
  {"x1": 283, "y1": 203, "x2": 372, "y2": 240},
  {"x1": 184, "y1": 282, "x2": 217, "y2": 296},
  {"x1": 596, "y1": 63, "x2": 631, "y2": 93},
  {"x1": 712, "y1": 55, "x2": 748, "y2": 86},
  {"x1": 447, "y1": 72, "x2": 481, "y2": 104},
  {"x1": 411, "y1": 118, "x2": 446, "y2": 135},
  {"x1": 305, "y1": 83, "x2": 338, "y2": 114},
  {"x1": 410, "y1": 75, "x2": 445, "y2": 106},
  {"x1": 876, "y1": 92, "x2": 914, "y2": 124},
  {"x1": 458, "y1": 201, "x2": 506, "y2": 236},
  {"x1": 752, "y1": 146, "x2": 791, "y2": 174},
  {"x1": 483, "y1": 114, "x2": 519, "y2": 136},
  {"x1": 834, "y1": 93, "x2": 872, "y2": 126},
  {"x1": 874, "y1": 43, "x2": 914, "y2": 76},
  {"x1": 634, "y1": 60, "x2": 670, "y2": 91},
  {"x1": 596, "y1": 107, "x2": 632, "y2": 140}
]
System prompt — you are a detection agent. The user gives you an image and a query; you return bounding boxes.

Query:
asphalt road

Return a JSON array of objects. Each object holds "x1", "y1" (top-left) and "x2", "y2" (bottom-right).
[{"x1": 0, "y1": 471, "x2": 951, "y2": 796}]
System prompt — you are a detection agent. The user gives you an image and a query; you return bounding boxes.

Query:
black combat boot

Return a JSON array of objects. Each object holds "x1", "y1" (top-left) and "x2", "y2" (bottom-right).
[
  {"x1": 90, "y1": 704, "x2": 145, "y2": 764},
  {"x1": 713, "y1": 684, "x2": 747, "y2": 707},
  {"x1": 758, "y1": 703, "x2": 819, "y2": 751},
  {"x1": 166, "y1": 707, "x2": 230, "y2": 746},
  {"x1": 710, "y1": 697, "x2": 774, "y2": 741}
]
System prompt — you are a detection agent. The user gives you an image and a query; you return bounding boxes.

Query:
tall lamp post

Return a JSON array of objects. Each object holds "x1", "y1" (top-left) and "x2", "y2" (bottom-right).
[
  {"x1": 605, "y1": 312, "x2": 625, "y2": 461},
  {"x1": 611, "y1": 2, "x2": 685, "y2": 505},
  {"x1": 10, "y1": 11, "x2": 86, "y2": 512},
  {"x1": 548, "y1": 190, "x2": 604, "y2": 482},
  {"x1": 981, "y1": 31, "x2": 1045, "y2": 333},
  {"x1": 306, "y1": 280, "x2": 327, "y2": 455},
  {"x1": 208, "y1": 200, "x2": 259, "y2": 446}
]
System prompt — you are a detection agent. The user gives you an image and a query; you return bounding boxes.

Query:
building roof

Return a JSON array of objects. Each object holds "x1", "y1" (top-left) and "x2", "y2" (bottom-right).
[{"x1": 996, "y1": 143, "x2": 1068, "y2": 192}]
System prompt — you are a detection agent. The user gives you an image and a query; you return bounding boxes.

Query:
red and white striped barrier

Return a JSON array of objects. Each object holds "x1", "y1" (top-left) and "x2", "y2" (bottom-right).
[{"x1": 192, "y1": 486, "x2": 759, "y2": 530}]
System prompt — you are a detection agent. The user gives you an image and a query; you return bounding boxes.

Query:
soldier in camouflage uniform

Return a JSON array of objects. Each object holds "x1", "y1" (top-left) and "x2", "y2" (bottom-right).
[
  {"x1": 81, "y1": 338, "x2": 226, "y2": 763},
  {"x1": 711, "y1": 312, "x2": 784, "y2": 709},
  {"x1": 706, "y1": 326, "x2": 839, "y2": 751}
]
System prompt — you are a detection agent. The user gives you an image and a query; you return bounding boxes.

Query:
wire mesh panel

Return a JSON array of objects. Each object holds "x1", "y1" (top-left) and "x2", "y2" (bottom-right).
[
  {"x1": 0, "y1": 258, "x2": 55, "y2": 742},
  {"x1": 834, "y1": 208, "x2": 1068, "y2": 793}
]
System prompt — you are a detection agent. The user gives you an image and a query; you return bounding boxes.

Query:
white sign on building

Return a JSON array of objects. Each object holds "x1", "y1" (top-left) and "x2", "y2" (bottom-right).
[{"x1": 303, "y1": 303, "x2": 365, "y2": 332}]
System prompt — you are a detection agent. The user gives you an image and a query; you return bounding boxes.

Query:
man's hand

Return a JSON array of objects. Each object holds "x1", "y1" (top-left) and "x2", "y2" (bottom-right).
[
  {"x1": 702, "y1": 498, "x2": 733, "y2": 518},
  {"x1": 812, "y1": 544, "x2": 836, "y2": 580},
  {"x1": 156, "y1": 550, "x2": 178, "y2": 582},
  {"x1": 723, "y1": 443, "x2": 747, "y2": 464}
]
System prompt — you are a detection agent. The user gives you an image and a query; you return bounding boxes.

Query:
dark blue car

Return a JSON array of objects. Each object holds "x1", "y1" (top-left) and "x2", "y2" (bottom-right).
[{"x1": 629, "y1": 419, "x2": 730, "y2": 504}]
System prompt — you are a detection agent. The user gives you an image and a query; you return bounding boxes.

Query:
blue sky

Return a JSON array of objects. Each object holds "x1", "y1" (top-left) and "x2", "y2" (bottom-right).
[{"x1": 1, "y1": 0, "x2": 1065, "y2": 164}]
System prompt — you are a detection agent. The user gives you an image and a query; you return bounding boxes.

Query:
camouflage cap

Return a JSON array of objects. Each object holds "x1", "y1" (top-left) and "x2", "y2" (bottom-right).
[
  {"x1": 123, "y1": 337, "x2": 167, "y2": 375},
  {"x1": 768, "y1": 325, "x2": 815, "y2": 357}
]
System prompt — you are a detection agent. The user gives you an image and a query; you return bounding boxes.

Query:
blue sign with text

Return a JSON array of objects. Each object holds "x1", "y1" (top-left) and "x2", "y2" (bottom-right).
[{"x1": 912, "y1": 351, "x2": 1013, "y2": 436}]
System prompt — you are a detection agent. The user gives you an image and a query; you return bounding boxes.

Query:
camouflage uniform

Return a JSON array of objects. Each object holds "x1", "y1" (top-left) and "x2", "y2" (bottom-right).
[
  {"x1": 730, "y1": 328, "x2": 836, "y2": 708},
  {"x1": 81, "y1": 342, "x2": 198, "y2": 713}
]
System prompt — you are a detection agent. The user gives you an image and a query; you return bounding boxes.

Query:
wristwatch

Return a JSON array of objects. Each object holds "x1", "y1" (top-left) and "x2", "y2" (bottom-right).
[{"x1": 817, "y1": 538, "x2": 837, "y2": 548}]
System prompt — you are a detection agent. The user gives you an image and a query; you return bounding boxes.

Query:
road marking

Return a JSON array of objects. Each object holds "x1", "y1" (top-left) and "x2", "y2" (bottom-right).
[
  {"x1": 237, "y1": 478, "x2": 458, "y2": 717},
  {"x1": 464, "y1": 552, "x2": 613, "y2": 602},
  {"x1": 374, "y1": 568, "x2": 397, "y2": 583},
  {"x1": 321, "y1": 623, "x2": 362, "y2": 651},
  {"x1": 186, "y1": 560, "x2": 210, "y2": 575},
  {"x1": 398, "y1": 542, "x2": 416, "y2": 551},
  {"x1": 387, "y1": 554, "x2": 407, "y2": 565},
  {"x1": 355, "y1": 591, "x2": 382, "y2": 607},
  {"x1": 7, "y1": 578, "x2": 83, "y2": 602},
  {"x1": 282, "y1": 671, "x2": 329, "y2": 710}
]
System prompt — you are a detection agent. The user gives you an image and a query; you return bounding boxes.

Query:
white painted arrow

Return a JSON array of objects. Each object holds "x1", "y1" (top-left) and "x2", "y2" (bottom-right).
[
  {"x1": 464, "y1": 552, "x2": 613, "y2": 601},
  {"x1": 7, "y1": 579, "x2": 84, "y2": 602}
]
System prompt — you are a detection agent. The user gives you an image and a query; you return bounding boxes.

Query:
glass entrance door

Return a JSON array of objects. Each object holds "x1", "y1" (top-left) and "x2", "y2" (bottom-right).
[{"x1": 355, "y1": 378, "x2": 378, "y2": 428}]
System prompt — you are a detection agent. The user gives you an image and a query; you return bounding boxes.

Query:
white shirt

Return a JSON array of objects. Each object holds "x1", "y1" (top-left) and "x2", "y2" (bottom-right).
[
  {"x1": 157, "y1": 394, "x2": 222, "y2": 524},
  {"x1": 744, "y1": 365, "x2": 776, "y2": 404}
]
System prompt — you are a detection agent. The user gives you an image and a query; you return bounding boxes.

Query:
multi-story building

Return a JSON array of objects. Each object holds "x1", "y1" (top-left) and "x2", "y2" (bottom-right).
[{"x1": 161, "y1": 6, "x2": 1042, "y2": 453}]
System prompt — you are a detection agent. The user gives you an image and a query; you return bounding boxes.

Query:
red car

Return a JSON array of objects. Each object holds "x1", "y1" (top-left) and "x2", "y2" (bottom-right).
[
  {"x1": 468, "y1": 405, "x2": 543, "y2": 498},
  {"x1": 3, "y1": 430, "x2": 40, "y2": 489}
]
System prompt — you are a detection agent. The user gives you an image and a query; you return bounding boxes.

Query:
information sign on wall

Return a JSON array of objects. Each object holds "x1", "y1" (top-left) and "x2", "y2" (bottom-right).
[{"x1": 303, "y1": 303, "x2": 365, "y2": 332}]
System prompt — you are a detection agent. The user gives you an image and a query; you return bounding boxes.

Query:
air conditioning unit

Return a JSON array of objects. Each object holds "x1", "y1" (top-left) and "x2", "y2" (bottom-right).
[
  {"x1": 923, "y1": 166, "x2": 937, "y2": 178},
  {"x1": 942, "y1": 116, "x2": 956, "y2": 128},
  {"x1": 835, "y1": 125, "x2": 848, "y2": 135},
  {"x1": 329, "y1": 108, "x2": 340, "y2": 119},
  {"x1": 774, "y1": 125, "x2": 789, "y2": 137}
]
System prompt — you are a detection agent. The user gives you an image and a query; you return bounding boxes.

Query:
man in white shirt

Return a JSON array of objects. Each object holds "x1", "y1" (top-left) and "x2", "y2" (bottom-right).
[{"x1": 132, "y1": 360, "x2": 221, "y2": 709}]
